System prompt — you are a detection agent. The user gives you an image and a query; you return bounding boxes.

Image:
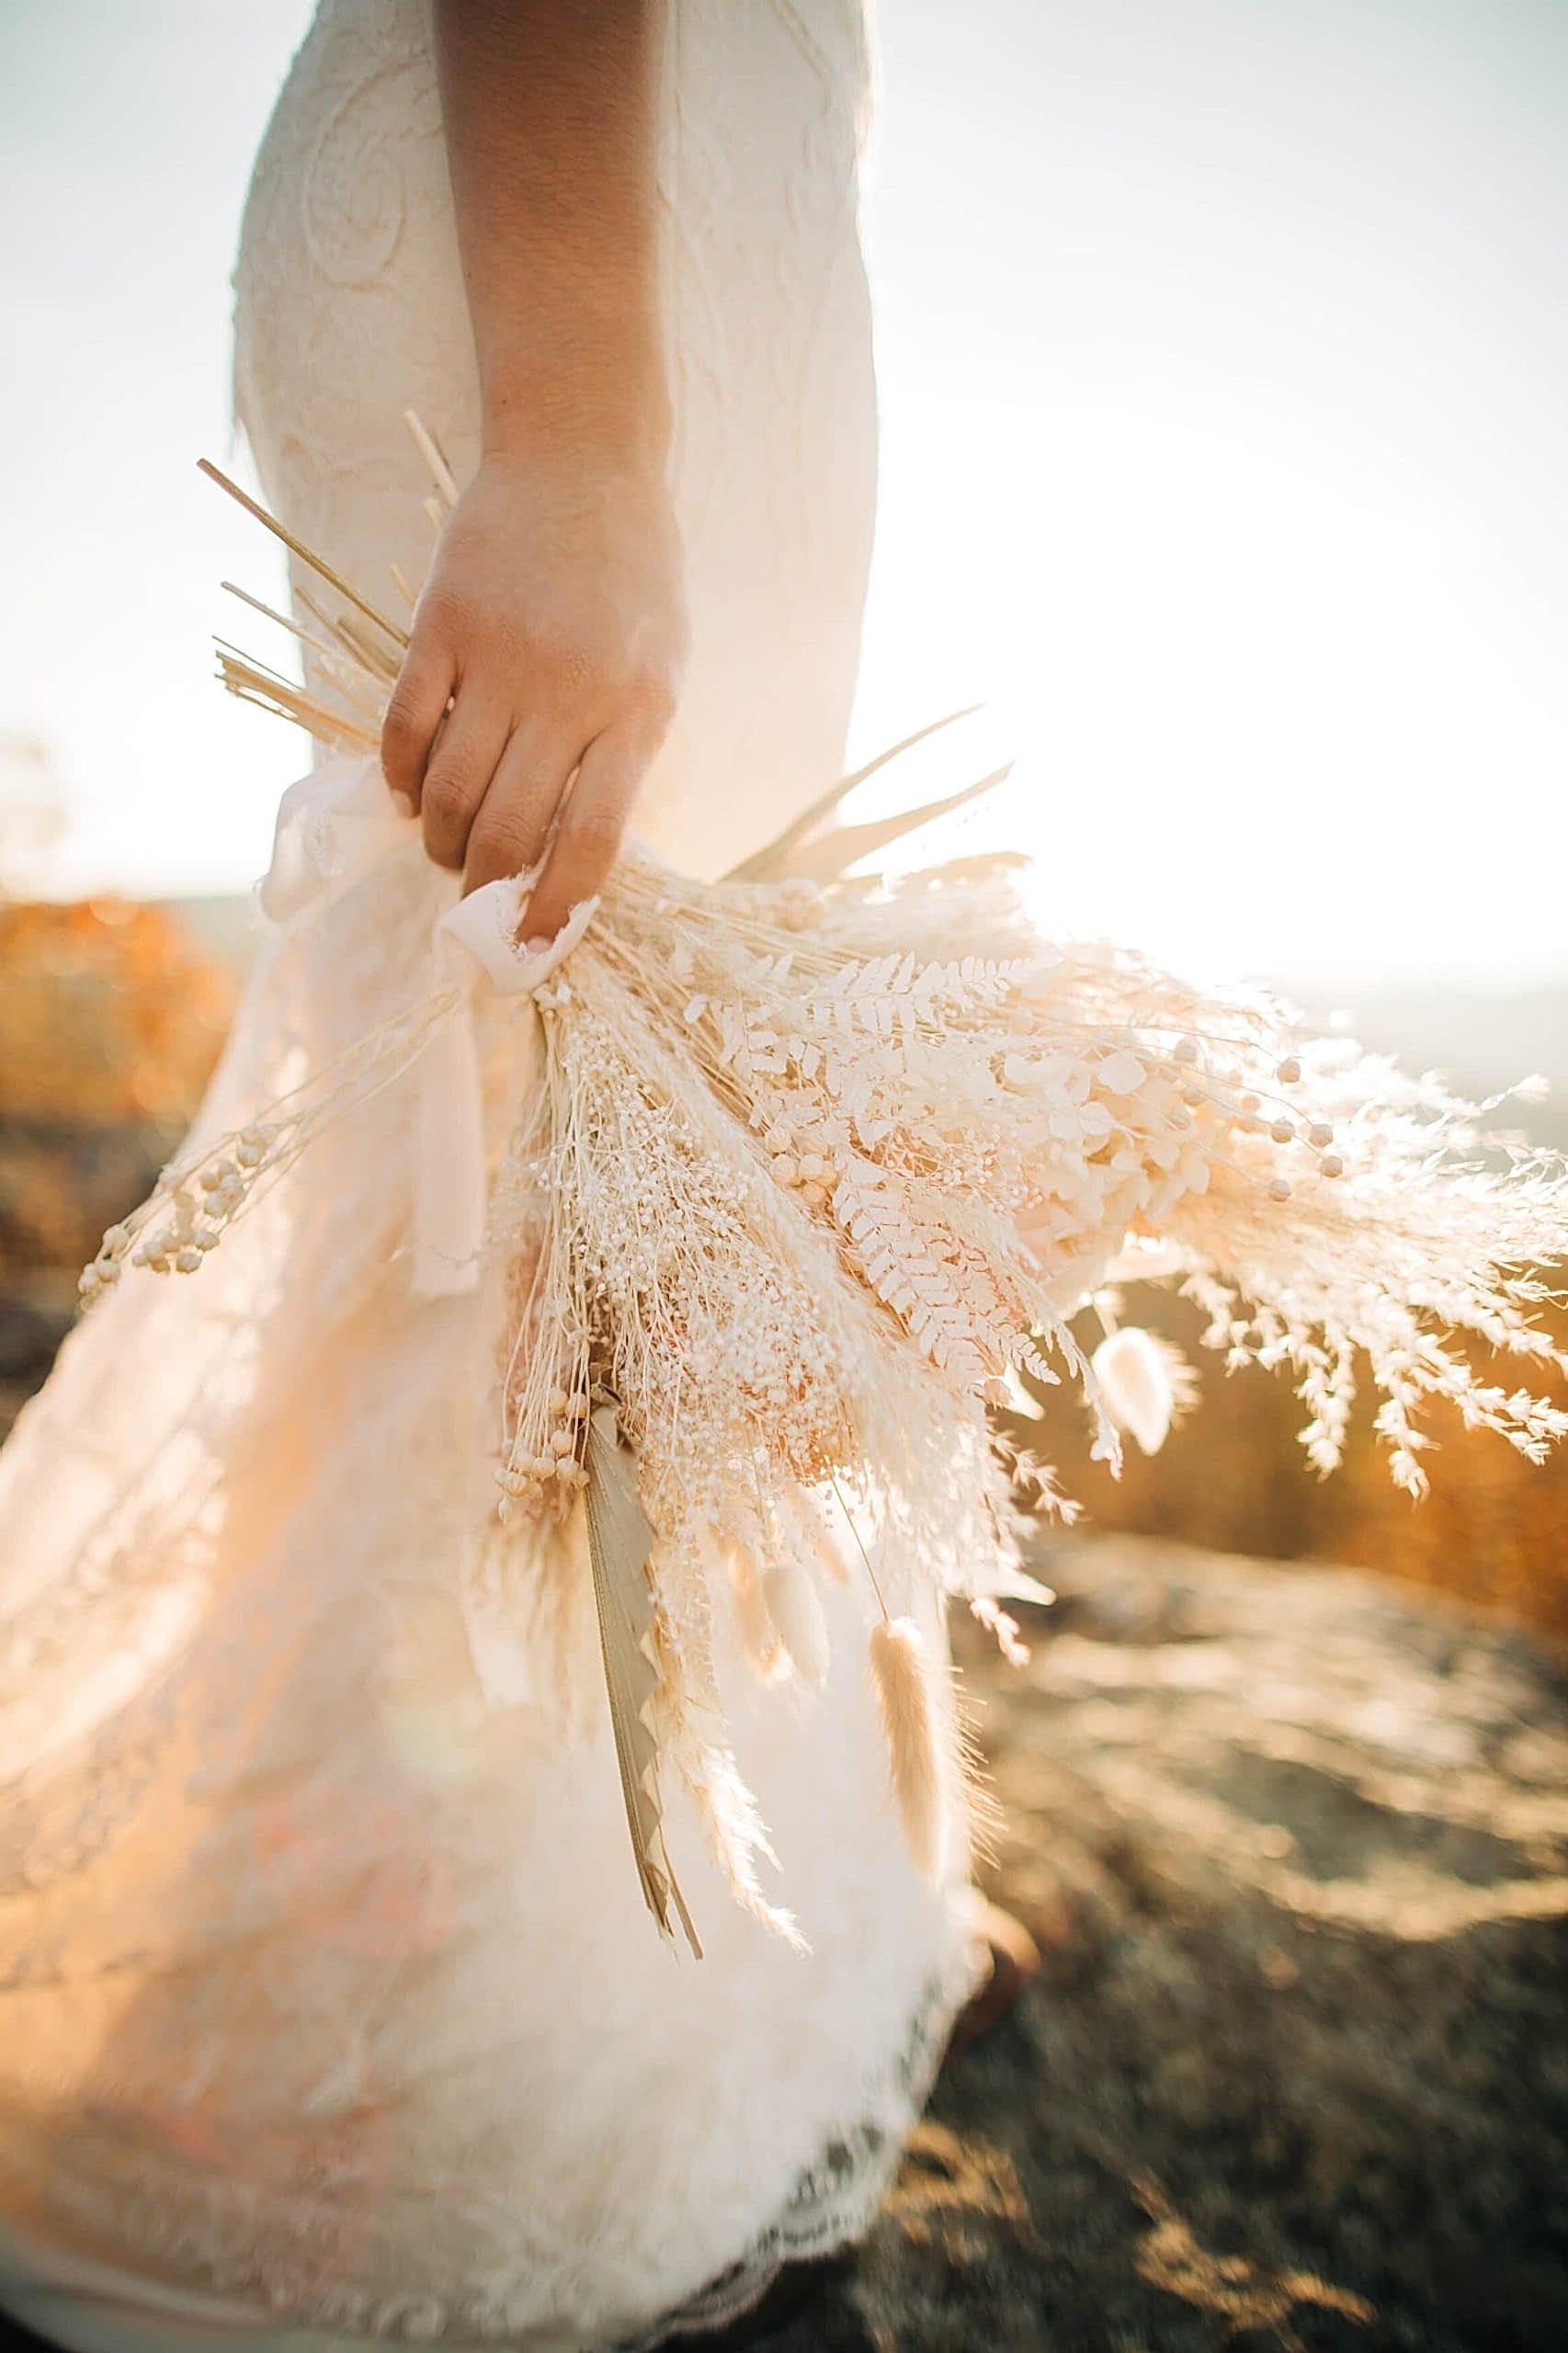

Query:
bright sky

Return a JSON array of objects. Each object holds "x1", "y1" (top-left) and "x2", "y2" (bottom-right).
[{"x1": 2, "y1": 0, "x2": 1565, "y2": 987}]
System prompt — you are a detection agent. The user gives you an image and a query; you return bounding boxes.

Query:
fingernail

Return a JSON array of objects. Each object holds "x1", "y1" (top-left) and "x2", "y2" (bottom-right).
[
  {"x1": 389, "y1": 789, "x2": 415, "y2": 819},
  {"x1": 523, "y1": 934, "x2": 552, "y2": 955}
]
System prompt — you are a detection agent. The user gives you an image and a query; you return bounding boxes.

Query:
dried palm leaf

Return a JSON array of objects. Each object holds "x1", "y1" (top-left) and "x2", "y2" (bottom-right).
[
  {"x1": 724, "y1": 704, "x2": 984, "y2": 881},
  {"x1": 771, "y1": 764, "x2": 1014, "y2": 886},
  {"x1": 583, "y1": 1398, "x2": 702, "y2": 1958}
]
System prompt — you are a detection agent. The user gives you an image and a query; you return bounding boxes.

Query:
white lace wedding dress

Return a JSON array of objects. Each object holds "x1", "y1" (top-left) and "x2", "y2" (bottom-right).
[{"x1": 0, "y1": 4, "x2": 980, "y2": 2347}]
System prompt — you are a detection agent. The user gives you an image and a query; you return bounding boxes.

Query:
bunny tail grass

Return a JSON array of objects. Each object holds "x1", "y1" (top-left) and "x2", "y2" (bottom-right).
[
  {"x1": 727, "y1": 1549, "x2": 787, "y2": 1682},
  {"x1": 763, "y1": 1561, "x2": 831, "y2": 1689},
  {"x1": 869, "y1": 1615, "x2": 947, "y2": 1883}
]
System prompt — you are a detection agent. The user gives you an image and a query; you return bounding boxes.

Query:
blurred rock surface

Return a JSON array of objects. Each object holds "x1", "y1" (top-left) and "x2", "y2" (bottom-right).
[{"x1": 690, "y1": 1536, "x2": 1567, "y2": 2352}]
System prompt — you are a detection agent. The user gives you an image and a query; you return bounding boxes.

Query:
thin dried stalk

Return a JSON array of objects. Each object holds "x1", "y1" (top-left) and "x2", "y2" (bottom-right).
[
  {"x1": 335, "y1": 612, "x2": 402, "y2": 683},
  {"x1": 213, "y1": 654, "x2": 379, "y2": 753},
  {"x1": 197, "y1": 458, "x2": 409, "y2": 651},
  {"x1": 403, "y1": 406, "x2": 460, "y2": 507}
]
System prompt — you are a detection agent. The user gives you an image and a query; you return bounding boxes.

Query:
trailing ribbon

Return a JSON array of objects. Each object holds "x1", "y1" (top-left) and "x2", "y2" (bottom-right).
[
  {"x1": 258, "y1": 752, "x2": 412, "y2": 924},
  {"x1": 257, "y1": 755, "x2": 597, "y2": 1297}
]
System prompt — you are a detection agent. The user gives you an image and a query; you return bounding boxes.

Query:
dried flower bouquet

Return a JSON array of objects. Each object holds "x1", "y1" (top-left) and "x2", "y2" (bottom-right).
[{"x1": 82, "y1": 429, "x2": 1568, "y2": 1951}]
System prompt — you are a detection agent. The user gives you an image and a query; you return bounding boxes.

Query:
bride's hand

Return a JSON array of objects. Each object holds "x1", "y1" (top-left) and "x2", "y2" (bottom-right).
[{"x1": 381, "y1": 450, "x2": 687, "y2": 937}]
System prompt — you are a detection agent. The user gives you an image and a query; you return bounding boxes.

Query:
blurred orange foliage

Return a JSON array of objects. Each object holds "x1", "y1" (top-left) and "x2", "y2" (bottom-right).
[
  {"x1": 0, "y1": 897, "x2": 232, "y2": 1128},
  {"x1": 0, "y1": 898, "x2": 233, "y2": 1277}
]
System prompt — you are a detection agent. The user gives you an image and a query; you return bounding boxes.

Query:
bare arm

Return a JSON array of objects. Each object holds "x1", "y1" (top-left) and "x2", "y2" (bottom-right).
[{"x1": 381, "y1": 0, "x2": 686, "y2": 937}]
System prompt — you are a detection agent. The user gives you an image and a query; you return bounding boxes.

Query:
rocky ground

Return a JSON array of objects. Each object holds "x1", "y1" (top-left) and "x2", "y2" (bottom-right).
[{"x1": 686, "y1": 1536, "x2": 1568, "y2": 2353}]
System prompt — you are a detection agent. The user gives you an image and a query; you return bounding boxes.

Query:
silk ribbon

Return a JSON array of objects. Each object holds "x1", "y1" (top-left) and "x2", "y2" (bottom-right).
[{"x1": 258, "y1": 755, "x2": 598, "y2": 1297}]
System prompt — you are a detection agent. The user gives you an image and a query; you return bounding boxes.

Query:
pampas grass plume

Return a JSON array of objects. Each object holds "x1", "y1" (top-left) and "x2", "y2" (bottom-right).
[
  {"x1": 683, "y1": 1745, "x2": 807, "y2": 1954},
  {"x1": 869, "y1": 1615, "x2": 944, "y2": 1883}
]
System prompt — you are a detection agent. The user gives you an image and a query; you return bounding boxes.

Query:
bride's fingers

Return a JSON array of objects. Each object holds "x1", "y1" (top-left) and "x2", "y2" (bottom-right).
[
  {"x1": 381, "y1": 637, "x2": 457, "y2": 812},
  {"x1": 519, "y1": 727, "x2": 641, "y2": 941},
  {"x1": 420, "y1": 691, "x2": 512, "y2": 872},
  {"x1": 462, "y1": 723, "x2": 585, "y2": 897}
]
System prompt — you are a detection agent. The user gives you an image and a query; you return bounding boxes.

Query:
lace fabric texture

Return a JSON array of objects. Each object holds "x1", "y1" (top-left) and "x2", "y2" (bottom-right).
[{"x1": 0, "y1": 5, "x2": 981, "y2": 2347}]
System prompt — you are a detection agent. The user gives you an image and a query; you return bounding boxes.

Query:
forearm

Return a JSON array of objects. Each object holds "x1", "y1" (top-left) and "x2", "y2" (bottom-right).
[
  {"x1": 433, "y1": 0, "x2": 669, "y2": 471},
  {"x1": 385, "y1": 3, "x2": 685, "y2": 934}
]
